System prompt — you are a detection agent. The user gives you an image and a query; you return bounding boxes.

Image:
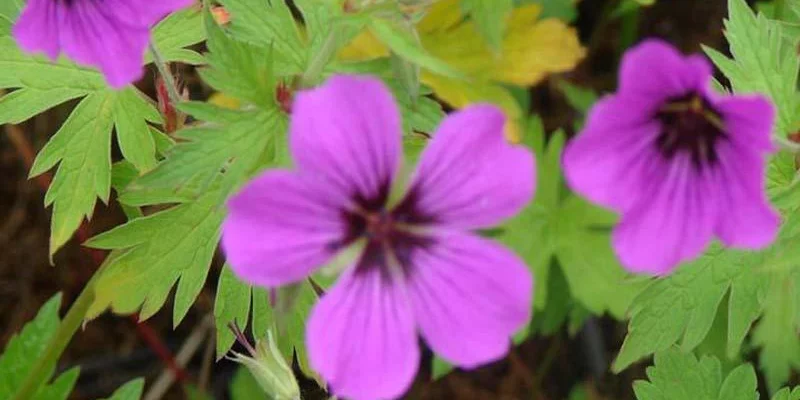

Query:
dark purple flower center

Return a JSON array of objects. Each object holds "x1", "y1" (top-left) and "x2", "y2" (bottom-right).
[
  {"x1": 342, "y1": 187, "x2": 434, "y2": 275},
  {"x1": 655, "y1": 93, "x2": 726, "y2": 168}
]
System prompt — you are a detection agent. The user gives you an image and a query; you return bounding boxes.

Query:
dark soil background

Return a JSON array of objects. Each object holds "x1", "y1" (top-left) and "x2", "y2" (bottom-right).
[{"x1": 0, "y1": 0, "x2": 739, "y2": 399}]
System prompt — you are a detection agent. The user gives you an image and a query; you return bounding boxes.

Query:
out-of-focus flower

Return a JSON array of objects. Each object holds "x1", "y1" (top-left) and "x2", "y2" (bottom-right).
[
  {"x1": 222, "y1": 75, "x2": 535, "y2": 400},
  {"x1": 562, "y1": 39, "x2": 779, "y2": 276},
  {"x1": 339, "y1": 0, "x2": 586, "y2": 141},
  {"x1": 13, "y1": 0, "x2": 193, "y2": 88}
]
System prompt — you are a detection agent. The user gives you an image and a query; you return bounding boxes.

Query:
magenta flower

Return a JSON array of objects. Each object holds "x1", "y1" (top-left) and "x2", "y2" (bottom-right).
[
  {"x1": 13, "y1": 0, "x2": 193, "y2": 88},
  {"x1": 222, "y1": 75, "x2": 535, "y2": 400},
  {"x1": 563, "y1": 39, "x2": 779, "y2": 276}
]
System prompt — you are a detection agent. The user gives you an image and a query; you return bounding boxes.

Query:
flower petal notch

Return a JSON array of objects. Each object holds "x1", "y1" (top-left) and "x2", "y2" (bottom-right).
[
  {"x1": 13, "y1": 0, "x2": 193, "y2": 88},
  {"x1": 562, "y1": 39, "x2": 779, "y2": 276},
  {"x1": 222, "y1": 75, "x2": 536, "y2": 400}
]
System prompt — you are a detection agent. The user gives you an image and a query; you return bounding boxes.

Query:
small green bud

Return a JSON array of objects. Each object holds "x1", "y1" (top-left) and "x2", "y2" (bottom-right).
[{"x1": 230, "y1": 327, "x2": 301, "y2": 400}]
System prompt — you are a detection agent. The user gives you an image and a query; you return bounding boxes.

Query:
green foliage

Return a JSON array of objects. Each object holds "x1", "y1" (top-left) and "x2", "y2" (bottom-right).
[
  {"x1": 461, "y1": 0, "x2": 513, "y2": 50},
  {"x1": 753, "y1": 269, "x2": 800, "y2": 393},
  {"x1": 229, "y1": 367, "x2": 266, "y2": 400},
  {"x1": 213, "y1": 267, "x2": 321, "y2": 378},
  {"x1": 0, "y1": 8, "x2": 206, "y2": 257},
  {"x1": 87, "y1": 9, "x2": 289, "y2": 329},
  {"x1": 0, "y1": 295, "x2": 80, "y2": 400},
  {"x1": 102, "y1": 378, "x2": 145, "y2": 400},
  {"x1": 368, "y1": 18, "x2": 464, "y2": 79},
  {"x1": 498, "y1": 117, "x2": 646, "y2": 319},
  {"x1": 633, "y1": 348, "x2": 758, "y2": 400},
  {"x1": 215, "y1": 265, "x2": 253, "y2": 358},
  {"x1": 217, "y1": 0, "x2": 305, "y2": 74},
  {"x1": 86, "y1": 185, "x2": 225, "y2": 326},
  {"x1": 704, "y1": 0, "x2": 800, "y2": 137},
  {"x1": 635, "y1": 348, "x2": 800, "y2": 400}
]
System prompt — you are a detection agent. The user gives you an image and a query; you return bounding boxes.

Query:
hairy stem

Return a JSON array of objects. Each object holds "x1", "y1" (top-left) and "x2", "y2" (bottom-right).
[
  {"x1": 149, "y1": 43, "x2": 181, "y2": 106},
  {"x1": 11, "y1": 262, "x2": 107, "y2": 400}
]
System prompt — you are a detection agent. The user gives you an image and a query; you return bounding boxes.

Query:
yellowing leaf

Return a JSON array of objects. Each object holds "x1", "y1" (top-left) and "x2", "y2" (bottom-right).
[
  {"x1": 339, "y1": 0, "x2": 585, "y2": 139},
  {"x1": 338, "y1": 27, "x2": 388, "y2": 61},
  {"x1": 493, "y1": 8, "x2": 586, "y2": 86}
]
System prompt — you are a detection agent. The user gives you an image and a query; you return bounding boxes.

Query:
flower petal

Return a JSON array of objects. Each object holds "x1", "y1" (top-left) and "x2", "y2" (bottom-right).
[
  {"x1": 13, "y1": 0, "x2": 191, "y2": 88},
  {"x1": 307, "y1": 266, "x2": 419, "y2": 400},
  {"x1": 611, "y1": 154, "x2": 717, "y2": 275},
  {"x1": 290, "y1": 75, "x2": 402, "y2": 204},
  {"x1": 562, "y1": 96, "x2": 661, "y2": 212},
  {"x1": 406, "y1": 232, "x2": 532, "y2": 367},
  {"x1": 715, "y1": 95, "x2": 776, "y2": 151},
  {"x1": 222, "y1": 170, "x2": 350, "y2": 287},
  {"x1": 61, "y1": 0, "x2": 156, "y2": 88},
  {"x1": 405, "y1": 105, "x2": 535, "y2": 229},
  {"x1": 714, "y1": 141, "x2": 780, "y2": 248},
  {"x1": 619, "y1": 39, "x2": 713, "y2": 105},
  {"x1": 13, "y1": 0, "x2": 61, "y2": 60}
]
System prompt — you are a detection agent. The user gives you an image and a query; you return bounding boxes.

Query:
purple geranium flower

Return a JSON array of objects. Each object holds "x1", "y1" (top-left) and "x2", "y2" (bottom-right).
[
  {"x1": 563, "y1": 39, "x2": 779, "y2": 276},
  {"x1": 222, "y1": 75, "x2": 535, "y2": 400},
  {"x1": 13, "y1": 0, "x2": 193, "y2": 88}
]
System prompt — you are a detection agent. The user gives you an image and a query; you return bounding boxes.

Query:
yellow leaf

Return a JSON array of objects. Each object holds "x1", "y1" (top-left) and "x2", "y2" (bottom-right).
[
  {"x1": 420, "y1": 1, "x2": 585, "y2": 86},
  {"x1": 338, "y1": 0, "x2": 585, "y2": 141},
  {"x1": 495, "y1": 8, "x2": 586, "y2": 86},
  {"x1": 338, "y1": 29, "x2": 388, "y2": 61}
]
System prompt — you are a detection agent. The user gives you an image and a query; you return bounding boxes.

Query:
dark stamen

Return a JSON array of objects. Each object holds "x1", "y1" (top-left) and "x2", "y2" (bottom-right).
[{"x1": 655, "y1": 93, "x2": 726, "y2": 169}]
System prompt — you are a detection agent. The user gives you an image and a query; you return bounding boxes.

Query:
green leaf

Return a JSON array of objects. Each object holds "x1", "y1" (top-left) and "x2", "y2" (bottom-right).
[
  {"x1": 461, "y1": 0, "x2": 513, "y2": 51},
  {"x1": 772, "y1": 387, "x2": 800, "y2": 400},
  {"x1": 369, "y1": 18, "x2": 465, "y2": 79},
  {"x1": 217, "y1": 0, "x2": 305, "y2": 74},
  {"x1": 30, "y1": 92, "x2": 116, "y2": 257},
  {"x1": 614, "y1": 219, "x2": 800, "y2": 374},
  {"x1": 498, "y1": 118, "x2": 645, "y2": 321},
  {"x1": 129, "y1": 106, "x2": 285, "y2": 198},
  {"x1": 0, "y1": 5, "x2": 205, "y2": 256},
  {"x1": 633, "y1": 348, "x2": 758, "y2": 400},
  {"x1": 0, "y1": 294, "x2": 80, "y2": 400},
  {"x1": 112, "y1": 89, "x2": 159, "y2": 173},
  {"x1": 704, "y1": 0, "x2": 800, "y2": 137},
  {"x1": 128, "y1": 17, "x2": 288, "y2": 198},
  {"x1": 753, "y1": 269, "x2": 800, "y2": 393},
  {"x1": 200, "y1": 12, "x2": 278, "y2": 109},
  {"x1": 0, "y1": 88, "x2": 86, "y2": 125},
  {"x1": 32, "y1": 368, "x2": 79, "y2": 400},
  {"x1": 85, "y1": 186, "x2": 225, "y2": 327},
  {"x1": 432, "y1": 357, "x2": 454, "y2": 380},
  {"x1": 229, "y1": 367, "x2": 265, "y2": 400},
  {"x1": 148, "y1": 8, "x2": 206, "y2": 65},
  {"x1": 614, "y1": 245, "x2": 768, "y2": 372},
  {"x1": 272, "y1": 281, "x2": 320, "y2": 380},
  {"x1": 102, "y1": 378, "x2": 145, "y2": 400},
  {"x1": 0, "y1": 0, "x2": 22, "y2": 25},
  {"x1": 214, "y1": 265, "x2": 253, "y2": 359}
]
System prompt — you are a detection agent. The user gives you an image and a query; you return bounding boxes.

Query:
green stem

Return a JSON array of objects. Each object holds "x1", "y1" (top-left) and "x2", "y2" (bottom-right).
[
  {"x1": 149, "y1": 43, "x2": 181, "y2": 106},
  {"x1": 11, "y1": 263, "x2": 106, "y2": 400},
  {"x1": 301, "y1": 29, "x2": 339, "y2": 87}
]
